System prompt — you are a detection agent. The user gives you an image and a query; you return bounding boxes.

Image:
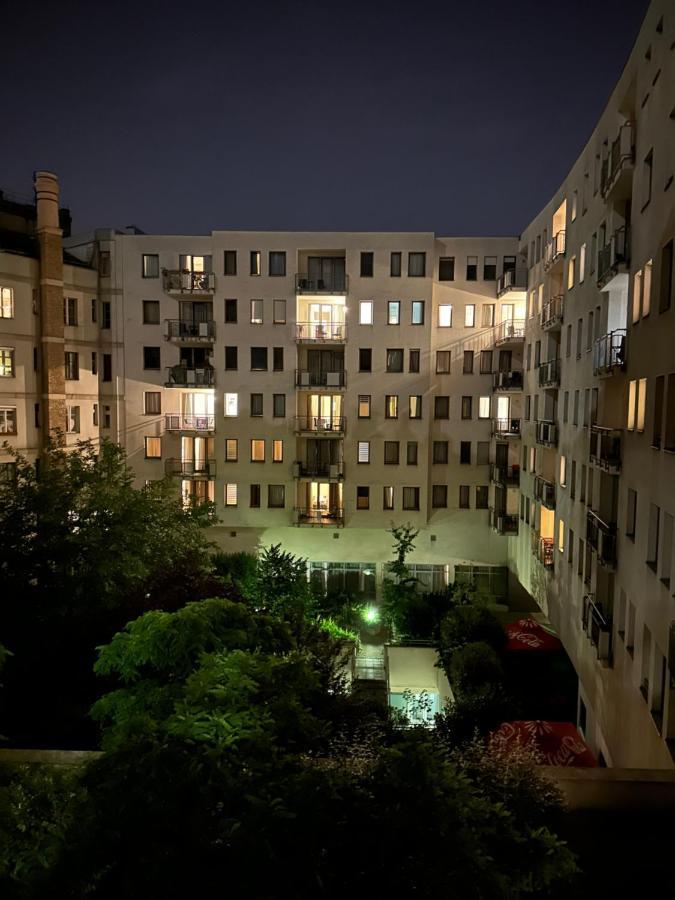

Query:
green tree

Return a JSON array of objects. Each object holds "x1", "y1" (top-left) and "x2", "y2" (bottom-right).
[{"x1": 438, "y1": 603, "x2": 506, "y2": 673}]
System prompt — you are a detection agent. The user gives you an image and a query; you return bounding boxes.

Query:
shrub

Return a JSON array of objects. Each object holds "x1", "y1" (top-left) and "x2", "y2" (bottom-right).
[
  {"x1": 435, "y1": 684, "x2": 517, "y2": 747},
  {"x1": 440, "y1": 604, "x2": 506, "y2": 658},
  {"x1": 449, "y1": 641, "x2": 504, "y2": 697}
]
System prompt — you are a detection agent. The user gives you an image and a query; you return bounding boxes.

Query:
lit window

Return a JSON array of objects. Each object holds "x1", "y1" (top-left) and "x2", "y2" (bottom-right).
[
  {"x1": 438, "y1": 304, "x2": 452, "y2": 327},
  {"x1": 358, "y1": 441, "x2": 370, "y2": 463},
  {"x1": 359, "y1": 301, "x2": 373, "y2": 324},
  {"x1": 636, "y1": 378, "x2": 647, "y2": 432},
  {"x1": 567, "y1": 256, "x2": 576, "y2": 290},
  {"x1": 145, "y1": 436, "x2": 161, "y2": 458},
  {"x1": 250, "y1": 299, "x2": 263, "y2": 324},
  {"x1": 579, "y1": 244, "x2": 586, "y2": 282},
  {"x1": 409, "y1": 395, "x2": 422, "y2": 419},
  {"x1": 383, "y1": 486, "x2": 394, "y2": 510},
  {"x1": 411, "y1": 301, "x2": 425, "y2": 324},
  {"x1": 559, "y1": 455, "x2": 567, "y2": 486},
  {"x1": 66, "y1": 405, "x2": 80, "y2": 434},
  {"x1": 385, "y1": 395, "x2": 399, "y2": 419},
  {"x1": 464, "y1": 305, "x2": 475, "y2": 327},
  {"x1": 251, "y1": 439, "x2": 265, "y2": 462},
  {"x1": 225, "y1": 484, "x2": 238, "y2": 506},
  {"x1": 0, "y1": 287, "x2": 14, "y2": 318},
  {"x1": 358, "y1": 395, "x2": 371, "y2": 418},
  {"x1": 387, "y1": 301, "x2": 400, "y2": 325},
  {"x1": 224, "y1": 393, "x2": 238, "y2": 417},
  {"x1": 225, "y1": 439, "x2": 238, "y2": 461},
  {"x1": 250, "y1": 251, "x2": 261, "y2": 276},
  {"x1": 478, "y1": 396, "x2": 490, "y2": 419},
  {"x1": 632, "y1": 271, "x2": 643, "y2": 323},
  {"x1": 142, "y1": 254, "x2": 159, "y2": 278},
  {"x1": 643, "y1": 259, "x2": 652, "y2": 316},
  {"x1": 0, "y1": 407, "x2": 17, "y2": 434},
  {"x1": 558, "y1": 519, "x2": 565, "y2": 553},
  {"x1": 273, "y1": 439, "x2": 283, "y2": 462}
]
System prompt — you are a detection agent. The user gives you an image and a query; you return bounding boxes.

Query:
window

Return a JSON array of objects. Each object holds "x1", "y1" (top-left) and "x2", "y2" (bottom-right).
[
  {"x1": 144, "y1": 392, "x2": 161, "y2": 414},
  {"x1": 459, "y1": 485, "x2": 470, "y2": 508},
  {"x1": 356, "y1": 486, "x2": 370, "y2": 510},
  {"x1": 643, "y1": 259, "x2": 653, "y2": 316},
  {"x1": 102, "y1": 354, "x2": 112, "y2": 382},
  {"x1": 0, "y1": 407, "x2": 17, "y2": 435},
  {"x1": 409, "y1": 349, "x2": 420, "y2": 372},
  {"x1": 666, "y1": 373, "x2": 675, "y2": 451},
  {"x1": 408, "y1": 252, "x2": 426, "y2": 277},
  {"x1": 633, "y1": 270, "x2": 643, "y2": 323},
  {"x1": 269, "y1": 251, "x2": 286, "y2": 276},
  {"x1": 65, "y1": 351, "x2": 79, "y2": 380},
  {"x1": 64, "y1": 296, "x2": 78, "y2": 325},
  {"x1": 653, "y1": 375, "x2": 664, "y2": 447},
  {"x1": 360, "y1": 252, "x2": 374, "y2": 277},
  {"x1": 383, "y1": 486, "x2": 394, "y2": 510},
  {"x1": 472, "y1": 485, "x2": 488, "y2": 510},
  {"x1": 580, "y1": 464, "x2": 586, "y2": 503},
  {"x1": 251, "y1": 439, "x2": 265, "y2": 462},
  {"x1": 224, "y1": 250, "x2": 237, "y2": 275},
  {"x1": 66, "y1": 405, "x2": 80, "y2": 434},
  {"x1": 626, "y1": 488, "x2": 637, "y2": 538},
  {"x1": 143, "y1": 346, "x2": 160, "y2": 370},
  {"x1": 579, "y1": 243, "x2": 586, "y2": 282},
  {"x1": 359, "y1": 348, "x2": 372, "y2": 372},
  {"x1": 576, "y1": 319, "x2": 583, "y2": 358},
  {"x1": 432, "y1": 485, "x2": 447, "y2": 508},
  {"x1": 480, "y1": 351, "x2": 492, "y2": 374},
  {"x1": 464, "y1": 304, "x2": 476, "y2": 328},
  {"x1": 390, "y1": 252, "x2": 402, "y2": 277},
  {"x1": 525, "y1": 395, "x2": 531, "y2": 421},
  {"x1": 385, "y1": 395, "x2": 399, "y2": 418},
  {"x1": 225, "y1": 484, "x2": 238, "y2": 507},
  {"x1": 409, "y1": 395, "x2": 422, "y2": 419},
  {"x1": 142, "y1": 254, "x2": 159, "y2": 278},
  {"x1": 403, "y1": 487, "x2": 420, "y2": 510},
  {"x1": 358, "y1": 441, "x2": 370, "y2": 463},
  {"x1": 387, "y1": 301, "x2": 400, "y2": 324},
  {"x1": 463, "y1": 351, "x2": 474, "y2": 374},
  {"x1": 558, "y1": 519, "x2": 565, "y2": 553},
  {"x1": 466, "y1": 256, "x2": 477, "y2": 281},
  {"x1": 476, "y1": 441, "x2": 490, "y2": 465},
  {"x1": 411, "y1": 300, "x2": 425, "y2": 324},
  {"x1": 570, "y1": 459, "x2": 576, "y2": 498},
  {"x1": 659, "y1": 240, "x2": 673, "y2": 313},
  {"x1": 460, "y1": 441, "x2": 471, "y2": 464},
  {"x1": 359, "y1": 301, "x2": 373, "y2": 324},
  {"x1": 142, "y1": 300, "x2": 160, "y2": 324},
  {"x1": 101, "y1": 301, "x2": 111, "y2": 329},
  {"x1": 436, "y1": 351, "x2": 450, "y2": 373},
  {"x1": 358, "y1": 395, "x2": 371, "y2": 418},
  {"x1": 225, "y1": 299, "x2": 238, "y2": 323},
  {"x1": 642, "y1": 149, "x2": 653, "y2": 209},
  {"x1": 559, "y1": 455, "x2": 567, "y2": 486},
  {"x1": 478, "y1": 396, "x2": 490, "y2": 419},
  {"x1": 225, "y1": 346, "x2": 238, "y2": 370},
  {"x1": 483, "y1": 256, "x2": 497, "y2": 280},
  {"x1": 434, "y1": 395, "x2": 449, "y2": 419},
  {"x1": 90, "y1": 298, "x2": 97, "y2": 323},
  {"x1": 438, "y1": 304, "x2": 452, "y2": 327},
  {"x1": 224, "y1": 393, "x2": 238, "y2": 416},
  {"x1": 249, "y1": 484, "x2": 260, "y2": 508},
  {"x1": 461, "y1": 396, "x2": 472, "y2": 419},
  {"x1": 272, "y1": 347, "x2": 284, "y2": 372},
  {"x1": 647, "y1": 503, "x2": 660, "y2": 569},
  {"x1": 145, "y1": 437, "x2": 161, "y2": 458},
  {"x1": 92, "y1": 403, "x2": 98, "y2": 427},
  {"x1": 433, "y1": 441, "x2": 448, "y2": 464},
  {"x1": 567, "y1": 256, "x2": 576, "y2": 290},
  {"x1": 272, "y1": 439, "x2": 283, "y2": 462},
  {"x1": 273, "y1": 394, "x2": 285, "y2": 417},
  {"x1": 273, "y1": 299, "x2": 286, "y2": 323},
  {"x1": 250, "y1": 250, "x2": 261, "y2": 276},
  {"x1": 386, "y1": 348, "x2": 404, "y2": 372},
  {"x1": 102, "y1": 405, "x2": 111, "y2": 428},
  {"x1": 384, "y1": 441, "x2": 400, "y2": 465},
  {"x1": 439, "y1": 257, "x2": 455, "y2": 281},
  {"x1": 250, "y1": 393, "x2": 263, "y2": 417},
  {"x1": 482, "y1": 304, "x2": 495, "y2": 328},
  {"x1": 1, "y1": 288, "x2": 14, "y2": 318},
  {"x1": 636, "y1": 378, "x2": 647, "y2": 432},
  {"x1": 586, "y1": 311, "x2": 593, "y2": 351},
  {"x1": 250, "y1": 299, "x2": 263, "y2": 324},
  {"x1": 225, "y1": 439, "x2": 238, "y2": 462},
  {"x1": 250, "y1": 346, "x2": 267, "y2": 371}
]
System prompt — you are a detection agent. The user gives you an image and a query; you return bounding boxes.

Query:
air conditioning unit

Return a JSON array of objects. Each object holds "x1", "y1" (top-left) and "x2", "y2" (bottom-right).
[
  {"x1": 300, "y1": 372, "x2": 311, "y2": 387},
  {"x1": 326, "y1": 371, "x2": 341, "y2": 386},
  {"x1": 198, "y1": 321, "x2": 209, "y2": 337}
]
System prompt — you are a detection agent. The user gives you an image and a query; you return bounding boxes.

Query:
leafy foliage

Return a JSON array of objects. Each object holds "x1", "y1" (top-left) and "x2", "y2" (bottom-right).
[
  {"x1": 438, "y1": 603, "x2": 506, "y2": 672},
  {"x1": 449, "y1": 641, "x2": 505, "y2": 697}
]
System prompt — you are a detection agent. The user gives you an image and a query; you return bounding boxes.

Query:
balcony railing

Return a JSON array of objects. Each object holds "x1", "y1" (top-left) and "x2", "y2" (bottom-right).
[
  {"x1": 535, "y1": 420, "x2": 557, "y2": 446},
  {"x1": 543, "y1": 230, "x2": 566, "y2": 270},
  {"x1": 293, "y1": 461, "x2": 344, "y2": 479},
  {"x1": 534, "y1": 475, "x2": 556, "y2": 509},
  {"x1": 494, "y1": 319, "x2": 526, "y2": 345},
  {"x1": 294, "y1": 415, "x2": 345, "y2": 434},
  {"x1": 162, "y1": 270, "x2": 215, "y2": 294},
  {"x1": 589, "y1": 425, "x2": 621, "y2": 472},
  {"x1": 165, "y1": 413, "x2": 215, "y2": 432},
  {"x1": 295, "y1": 507, "x2": 344, "y2": 526},
  {"x1": 597, "y1": 225, "x2": 630, "y2": 287},
  {"x1": 537, "y1": 537, "x2": 555, "y2": 569},
  {"x1": 496, "y1": 268, "x2": 527, "y2": 297},
  {"x1": 295, "y1": 273, "x2": 348, "y2": 294},
  {"x1": 587, "y1": 510, "x2": 617, "y2": 567},
  {"x1": 490, "y1": 463, "x2": 520, "y2": 486},
  {"x1": 582, "y1": 594, "x2": 613, "y2": 663},
  {"x1": 165, "y1": 319, "x2": 215, "y2": 342},
  {"x1": 541, "y1": 295, "x2": 564, "y2": 329},
  {"x1": 294, "y1": 322, "x2": 346, "y2": 342},
  {"x1": 492, "y1": 417, "x2": 521, "y2": 437},
  {"x1": 538, "y1": 358, "x2": 561, "y2": 388},
  {"x1": 492, "y1": 511, "x2": 519, "y2": 535},
  {"x1": 165, "y1": 365, "x2": 215, "y2": 387},
  {"x1": 593, "y1": 329, "x2": 626, "y2": 375},
  {"x1": 600, "y1": 122, "x2": 634, "y2": 199},
  {"x1": 295, "y1": 369, "x2": 346, "y2": 388},
  {"x1": 493, "y1": 370, "x2": 523, "y2": 391},
  {"x1": 165, "y1": 458, "x2": 216, "y2": 478}
]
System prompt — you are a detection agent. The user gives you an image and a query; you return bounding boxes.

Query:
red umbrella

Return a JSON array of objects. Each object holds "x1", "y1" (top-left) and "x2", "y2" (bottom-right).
[
  {"x1": 491, "y1": 720, "x2": 597, "y2": 767},
  {"x1": 504, "y1": 617, "x2": 562, "y2": 652}
]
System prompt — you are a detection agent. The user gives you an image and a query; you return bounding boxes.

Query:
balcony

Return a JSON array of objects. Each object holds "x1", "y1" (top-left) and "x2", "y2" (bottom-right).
[
  {"x1": 294, "y1": 415, "x2": 345, "y2": 435},
  {"x1": 492, "y1": 417, "x2": 521, "y2": 438},
  {"x1": 294, "y1": 322, "x2": 346, "y2": 343},
  {"x1": 165, "y1": 365, "x2": 215, "y2": 388},
  {"x1": 165, "y1": 413, "x2": 215, "y2": 433},
  {"x1": 536, "y1": 536, "x2": 555, "y2": 569},
  {"x1": 490, "y1": 463, "x2": 520, "y2": 486},
  {"x1": 541, "y1": 295, "x2": 564, "y2": 330},
  {"x1": 293, "y1": 461, "x2": 344, "y2": 480},
  {"x1": 543, "y1": 230, "x2": 566, "y2": 271},
  {"x1": 164, "y1": 319, "x2": 215, "y2": 344},
  {"x1": 597, "y1": 225, "x2": 630, "y2": 289},
  {"x1": 165, "y1": 458, "x2": 216, "y2": 478},
  {"x1": 582, "y1": 594, "x2": 613, "y2": 664},
  {"x1": 589, "y1": 425, "x2": 621, "y2": 473},
  {"x1": 535, "y1": 420, "x2": 557, "y2": 446},
  {"x1": 586, "y1": 510, "x2": 617, "y2": 568},
  {"x1": 496, "y1": 268, "x2": 527, "y2": 297},
  {"x1": 162, "y1": 270, "x2": 215, "y2": 295},
  {"x1": 491, "y1": 511, "x2": 518, "y2": 535},
  {"x1": 494, "y1": 319, "x2": 525, "y2": 346},
  {"x1": 295, "y1": 370, "x2": 346, "y2": 389},
  {"x1": 493, "y1": 370, "x2": 523, "y2": 391},
  {"x1": 534, "y1": 475, "x2": 556, "y2": 510},
  {"x1": 593, "y1": 329, "x2": 626, "y2": 376},
  {"x1": 295, "y1": 507, "x2": 344, "y2": 527},
  {"x1": 600, "y1": 122, "x2": 634, "y2": 200},
  {"x1": 295, "y1": 273, "x2": 348, "y2": 294},
  {"x1": 538, "y1": 358, "x2": 561, "y2": 388}
]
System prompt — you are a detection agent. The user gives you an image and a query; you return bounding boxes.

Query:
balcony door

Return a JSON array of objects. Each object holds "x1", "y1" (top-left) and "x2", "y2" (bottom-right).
[
  {"x1": 307, "y1": 348, "x2": 344, "y2": 377},
  {"x1": 307, "y1": 256, "x2": 345, "y2": 291},
  {"x1": 179, "y1": 254, "x2": 212, "y2": 273},
  {"x1": 306, "y1": 440, "x2": 339, "y2": 471},
  {"x1": 181, "y1": 436, "x2": 211, "y2": 472},
  {"x1": 179, "y1": 301, "x2": 212, "y2": 323},
  {"x1": 496, "y1": 396, "x2": 510, "y2": 422},
  {"x1": 308, "y1": 393, "x2": 342, "y2": 429},
  {"x1": 500, "y1": 304, "x2": 514, "y2": 323},
  {"x1": 181, "y1": 392, "x2": 214, "y2": 428},
  {"x1": 309, "y1": 482, "x2": 342, "y2": 513}
]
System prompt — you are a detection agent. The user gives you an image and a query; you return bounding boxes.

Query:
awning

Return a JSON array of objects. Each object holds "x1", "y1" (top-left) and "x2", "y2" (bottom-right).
[
  {"x1": 491, "y1": 720, "x2": 597, "y2": 767},
  {"x1": 504, "y1": 617, "x2": 562, "y2": 652}
]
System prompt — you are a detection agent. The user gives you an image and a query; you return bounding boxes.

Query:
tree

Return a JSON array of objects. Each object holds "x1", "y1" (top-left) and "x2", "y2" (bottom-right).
[
  {"x1": 438, "y1": 603, "x2": 506, "y2": 673},
  {"x1": 449, "y1": 641, "x2": 505, "y2": 697}
]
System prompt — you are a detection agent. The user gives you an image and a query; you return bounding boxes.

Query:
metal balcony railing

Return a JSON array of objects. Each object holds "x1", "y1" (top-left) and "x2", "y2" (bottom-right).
[
  {"x1": 295, "y1": 507, "x2": 344, "y2": 526},
  {"x1": 538, "y1": 358, "x2": 561, "y2": 388},
  {"x1": 294, "y1": 322, "x2": 346, "y2": 342},
  {"x1": 534, "y1": 475, "x2": 556, "y2": 509},
  {"x1": 165, "y1": 366, "x2": 215, "y2": 387},
  {"x1": 493, "y1": 370, "x2": 523, "y2": 391},
  {"x1": 165, "y1": 319, "x2": 215, "y2": 342},
  {"x1": 600, "y1": 122, "x2": 634, "y2": 199},
  {"x1": 490, "y1": 463, "x2": 520, "y2": 486},
  {"x1": 593, "y1": 329, "x2": 626, "y2": 375},
  {"x1": 541, "y1": 295, "x2": 564, "y2": 329},
  {"x1": 496, "y1": 268, "x2": 528, "y2": 297},
  {"x1": 589, "y1": 425, "x2": 621, "y2": 472},
  {"x1": 293, "y1": 461, "x2": 344, "y2": 479},
  {"x1": 586, "y1": 510, "x2": 617, "y2": 567},
  {"x1": 597, "y1": 225, "x2": 630, "y2": 286},
  {"x1": 491, "y1": 511, "x2": 519, "y2": 534},
  {"x1": 535, "y1": 420, "x2": 557, "y2": 446},
  {"x1": 494, "y1": 318, "x2": 526, "y2": 345},
  {"x1": 492, "y1": 417, "x2": 521, "y2": 437},
  {"x1": 165, "y1": 458, "x2": 216, "y2": 477},
  {"x1": 165, "y1": 413, "x2": 215, "y2": 432},
  {"x1": 543, "y1": 230, "x2": 566, "y2": 270},
  {"x1": 162, "y1": 270, "x2": 215, "y2": 294},
  {"x1": 295, "y1": 273, "x2": 348, "y2": 294},
  {"x1": 582, "y1": 594, "x2": 613, "y2": 663},
  {"x1": 538, "y1": 537, "x2": 555, "y2": 569},
  {"x1": 294, "y1": 415, "x2": 345, "y2": 434},
  {"x1": 295, "y1": 369, "x2": 346, "y2": 388}
]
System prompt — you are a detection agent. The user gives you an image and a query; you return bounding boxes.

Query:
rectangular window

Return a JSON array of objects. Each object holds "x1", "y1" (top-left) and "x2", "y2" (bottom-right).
[
  {"x1": 358, "y1": 441, "x2": 370, "y2": 463},
  {"x1": 101, "y1": 302, "x2": 111, "y2": 329},
  {"x1": 224, "y1": 250, "x2": 237, "y2": 275},
  {"x1": 464, "y1": 304, "x2": 476, "y2": 327},
  {"x1": 251, "y1": 439, "x2": 265, "y2": 462},
  {"x1": 666, "y1": 373, "x2": 675, "y2": 451},
  {"x1": 579, "y1": 243, "x2": 586, "y2": 282},
  {"x1": 480, "y1": 350, "x2": 492, "y2": 374},
  {"x1": 466, "y1": 256, "x2": 477, "y2": 281},
  {"x1": 272, "y1": 440, "x2": 283, "y2": 463},
  {"x1": 385, "y1": 395, "x2": 399, "y2": 419},
  {"x1": 225, "y1": 439, "x2": 238, "y2": 462},
  {"x1": 225, "y1": 346, "x2": 238, "y2": 370},
  {"x1": 387, "y1": 301, "x2": 400, "y2": 325},
  {"x1": 408, "y1": 395, "x2": 422, "y2": 419},
  {"x1": 249, "y1": 484, "x2": 260, "y2": 508},
  {"x1": 0, "y1": 287, "x2": 14, "y2": 318},
  {"x1": 90, "y1": 298, "x2": 97, "y2": 323},
  {"x1": 460, "y1": 441, "x2": 471, "y2": 464},
  {"x1": 142, "y1": 254, "x2": 159, "y2": 278},
  {"x1": 390, "y1": 252, "x2": 402, "y2": 277},
  {"x1": 411, "y1": 300, "x2": 425, "y2": 324},
  {"x1": 66, "y1": 405, "x2": 80, "y2": 434},
  {"x1": 224, "y1": 392, "x2": 238, "y2": 417},
  {"x1": 558, "y1": 519, "x2": 565, "y2": 553},
  {"x1": 250, "y1": 299, "x2": 263, "y2": 324},
  {"x1": 358, "y1": 395, "x2": 371, "y2": 418},
  {"x1": 567, "y1": 256, "x2": 576, "y2": 290},
  {"x1": 408, "y1": 252, "x2": 426, "y2": 277},
  {"x1": 642, "y1": 149, "x2": 653, "y2": 209},
  {"x1": 432, "y1": 485, "x2": 448, "y2": 508},
  {"x1": 93, "y1": 403, "x2": 98, "y2": 427},
  {"x1": 633, "y1": 270, "x2": 643, "y2": 323},
  {"x1": 659, "y1": 240, "x2": 673, "y2": 313},
  {"x1": 102, "y1": 405, "x2": 111, "y2": 428},
  {"x1": 406, "y1": 442, "x2": 418, "y2": 465},
  {"x1": 626, "y1": 488, "x2": 637, "y2": 538},
  {"x1": 436, "y1": 351, "x2": 450, "y2": 374},
  {"x1": 142, "y1": 300, "x2": 160, "y2": 324},
  {"x1": 250, "y1": 250, "x2": 261, "y2": 276},
  {"x1": 559, "y1": 455, "x2": 567, "y2": 486},
  {"x1": 476, "y1": 486, "x2": 489, "y2": 509},
  {"x1": 102, "y1": 354, "x2": 112, "y2": 382},
  {"x1": 384, "y1": 441, "x2": 400, "y2": 465},
  {"x1": 359, "y1": 301, "x2": 373, "y2": 325},
  {"x1": 0, "y1": 407, "x2": 17, "y2": 435},
  {"x1": 647, "y1": 503, "x2": 660, "y2": 568},
  {"x1": 65, "y1": 351, "x2": 79, "y2": 380},
  {"x1": 482, "y1": 304, "x2": 495, "y2": 328},
  {"x1": 225, "y1": 484, "x2": 238, "y2": 507},
  {"x1": 383, "y1": 486, "x2": 394, "y2": 510},
  {"x1": 386, "y1": 348, "x2": 404, "y2": 372},
  {"x1": 360, "y1": 252, "x2": 374, "y2": 277},
  {"x1": 463, "y1": 351, "x2": 474, "y2": 374},
  {"x1": 144, "y1": 391, "x2": 161, "y2": 414},
  {"x1": 438, "y1": 257, "x2": 455, "y2": 281},
  {"x1": 143, "y1": 346, "x2": 160, "y2": 370},
  {"x1": 358, "y1": 347, "x2": 372, "y2": 372},
  {"x1": 434, "y1": 395, "x2": 449, "y2": 419},
  {"x1": 273, "y1": 394, "x2": 285, "y2": 417},
  {"x1": 273, "y1": 347, "x2": 283, "y2": 371},
  {"x1": 268, "y1": 251, "x2": 286, "y2": 276},
  {"x1": 433, "y1": 441, "x2": 448, "y2": 464},
  {"x1": 636, "y1": 378, "x2": 647, "y2": 432},
  {"x1": 478, "y1": 396, "x2": 490, "y2": 419},
  {"x1": 627, "y1": 379, "x2": 637, "y2": 430},
  {"x1": 403, "y1": 486, "x2": 420, "y2": 510},
  {"x1": 250, "y1": 346, "x2": 268, "y2": 371},
  {"x1": 145, "y1": 436, "x2": 161, "y2": 458},
  {"x1": 225, "y1": 299, "x2": 238, "y2": 323},
  {"x1": 483, "y1": 256, "x2": 497, "y2": 280},
  {"x1": 409, "y1": 349, "x2": 420, "y2": 372},
  {"x1": 476, "y1": 441, "x2": 490, "y2": 465},
  {"x1": 250, "y1": 393, "x2": 263, "y2": 417},
  {"x1": 438, "y1": 304, "x2": 452, "y2": 327},
  {"x1": 64, "y1": 296, "x2": 78, "y2": 326},
  {"x1": 459, "y1": 485, "x2": 470, "y2": 508},
  {"x1": 356, "y1": 486, "x2": 370, "y2": 510},
  {"x1": 273, "y1": 299, "x2": 286, "y2": 323},
  {"x1": 461, "y1": 396, "x2": 472, "y2": 419},
  {"x1": 653, "y1": 375, "x2": 665, "y2": 448}
]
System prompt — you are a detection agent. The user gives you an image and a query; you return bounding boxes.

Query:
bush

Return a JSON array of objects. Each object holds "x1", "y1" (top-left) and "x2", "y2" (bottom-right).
[
  {"x1": 440, "y1": 604, "x2": 505, "y2": 657},
  {"x1": 449, "y1": 641, "x2": 504, "y2": 697},
  {"x1": 435, "y1": 685, "x2": 517, "y2": 747}
]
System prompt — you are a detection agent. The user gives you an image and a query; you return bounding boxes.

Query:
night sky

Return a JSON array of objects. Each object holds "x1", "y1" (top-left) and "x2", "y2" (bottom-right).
[{"x1": 1, "y1": 0, "x2": 649, "y2": 236}]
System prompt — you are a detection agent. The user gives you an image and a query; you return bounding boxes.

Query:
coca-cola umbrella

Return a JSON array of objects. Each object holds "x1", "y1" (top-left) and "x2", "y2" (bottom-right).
[
  {"x1": 504, "y1": 617, "x2": 563, "y2": 652},
  {"x1": 491, "y1": 720, "x2": 597, "y2": 767}
]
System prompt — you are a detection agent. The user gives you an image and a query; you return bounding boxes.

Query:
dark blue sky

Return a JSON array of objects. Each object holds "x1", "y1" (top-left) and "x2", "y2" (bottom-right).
[{"x1": 0, "y1": 0, "x2": 649, "y2": 235}]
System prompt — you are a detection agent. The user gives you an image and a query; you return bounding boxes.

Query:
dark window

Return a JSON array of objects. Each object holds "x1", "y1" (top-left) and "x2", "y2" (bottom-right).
[
  {"x1": 409, "y1": 349, "x2": 420, "y2": 372},
  {"x1": 143, "y1": 300, "x2": 160, "y2": 324},
  {"x1": 459, "y1": 485, "x2": 470, "y2": 508},
  {"x1": 224, "y1": 250, "x2": 237, "y2": 275},
  {"x1": 143, "y1": 347, "x2": 160, "y2": 370},
  {"x1": 466, "y1": 256, "x2": 478, "y2": 281},
  {"x1": 461, "y1": 396, "x2": 472, "y2": 419},
  {"x1": 384, "y1": 441, "x2": 400, "y2": 465},
  {"x1": 360, "y1": 252, "x2": 374, "y2": 277},
  {"x1": 476, "y1": 486, "x2": 489, "y2": 509},
  {"x1": 225, "y1": 299, "x2": 238, "y2": 323},
  {"x1": 483, "y1": 256, "x2": 497, "y2": 280},
  {"x1": 102, "y1": 354, "x2": 112, "y2": 382},
  {"x1": 225, "y1": 346, "x2": 238, "y2": 370},
  {"x1": 433, "y1": 441, "x2": 448, "y2": 464},
  {"x1": 390, "y1": 252, "x2": 402, "y2": 277},
  {"x1": 250, "y1": 393, "x2": 263, "y2": 416},
  {"x1": 434, "y1": 396, "x2": 449, "y2": 419},
  {"x1": 250, "y1": 347, "x2": 268, "y2": 371},
  {"x1": 659, "y1": 239, "x2": 673, "y2": 313},
  {"x1": 273, "y1": 394, "x2": 285, "y2": 417},
  {"x1": 408, "y1": 252, "x2": 426, "y2": 277},
  {"x1": 460, "y1": 441, "x2": 471, "y2": 464},
  {"x1": 64, "y1": 352, "x2": 79, "y2": 380},
  {"x1": 356, "y1": 486, "x2": 370, "y2": 510},
  {"x1": 402, "y1": 486, "x2": 420, "y2": 510},
  {"x1": 432, "y1": 485, "x2": 447, "y2": 508},
  {"x1": 91, "y1": 352, "x2": 97, "y2": 375},
  {"x1": 250, "y1": 484, "x2": 261, "y2": 508},
  {"x1": 269, "y1": 251, "x2": 286, "y2": 276},
  {"x1": 407, "y1": 441, "x2": 418, "y2": 465},
  {"x1": 142, "y1": 254, "x2": 159, "y2": 278},
  {"x1": 273, "y1": 347, "x2": 284, "y2": 371},
  {"x1": 436, "y1": 351, "x2": 450, "y2": 373},
  {"x1": 359, "y1": 348, "x2": 372, "y2": 372},
  {"x1": 480, "y1": 350, "x2": 493, "y2": 374},
  {"x1": 268, "y1": 484, "x2": 285, "y2": 509},
  {"x1": 250, "y1": 250, "x2": 261, "y2": 276},
  {"x1": 91, "y1": 298, "x2": 97, "y2": 322},
  {"x1": 64, "y1": 296, "x2": 78, "y2": 325},
  {"x1": 439, "y1": 257, "x2": 455, "y2": 281},
  {"x1": 463, "y1": 350, "x2": 474, "y2": 374},
  {"x1": 144, "y1": 392, "x2": 161, "y2": 414},
  {"x1": 101, "y1": 301, "x2": 111, "y2": 329},
  {"x1": 386, "y1": 348, "x2": 404, "y2": 372}
]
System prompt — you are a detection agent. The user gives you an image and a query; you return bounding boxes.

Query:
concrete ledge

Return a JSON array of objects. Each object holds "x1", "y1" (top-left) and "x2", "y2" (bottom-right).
[{"x1": 543, "y1": 765, "x2": 675, "y2": 810}]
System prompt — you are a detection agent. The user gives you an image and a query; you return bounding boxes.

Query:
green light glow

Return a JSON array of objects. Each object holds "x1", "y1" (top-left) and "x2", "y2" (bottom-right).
[{"x1": 362, "y1": 605, "x2": 380, "y2": 624}]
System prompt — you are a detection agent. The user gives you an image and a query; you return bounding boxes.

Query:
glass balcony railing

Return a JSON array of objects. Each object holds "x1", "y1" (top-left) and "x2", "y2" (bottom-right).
[
  {"x1": 493, "y1": 370, "x2": 523, "y2": 391},
  {"x1": 294, "y1": 322, "x2": 346, "y2": 342},
  {"x1": 496, "y1": 268, "x2": 527, "y2": 297},
  {"x1": 162, "y1": 270, "x2": 215, "y2": 294},
  {"x1": 294, "y1": 415, "x2": 345, "y2": 434},
  {"x1": 538, "y1": 358, "x2": 561, "y2": 388},
  {"x1": 165, "y1": 319, "x2": 215, "y2": 342},
  {"x1": 589, "y1": 425, "x2": 621, "y2": 472},
  {"x1": 165, "y1": 413, "x2": 215, "y2": 432},
  {"x1": 593, "y1": 329, "x2": 626, "y2": 375},
  {"x1": 295, "y1": 370, "x2": 346, "y2": 388},
  {"x1": 165, "y1": 366, "x2": 215, "y2": 387},
  {"x1": 541, "y1": 295, "x2": 564, "y2": 329}
]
